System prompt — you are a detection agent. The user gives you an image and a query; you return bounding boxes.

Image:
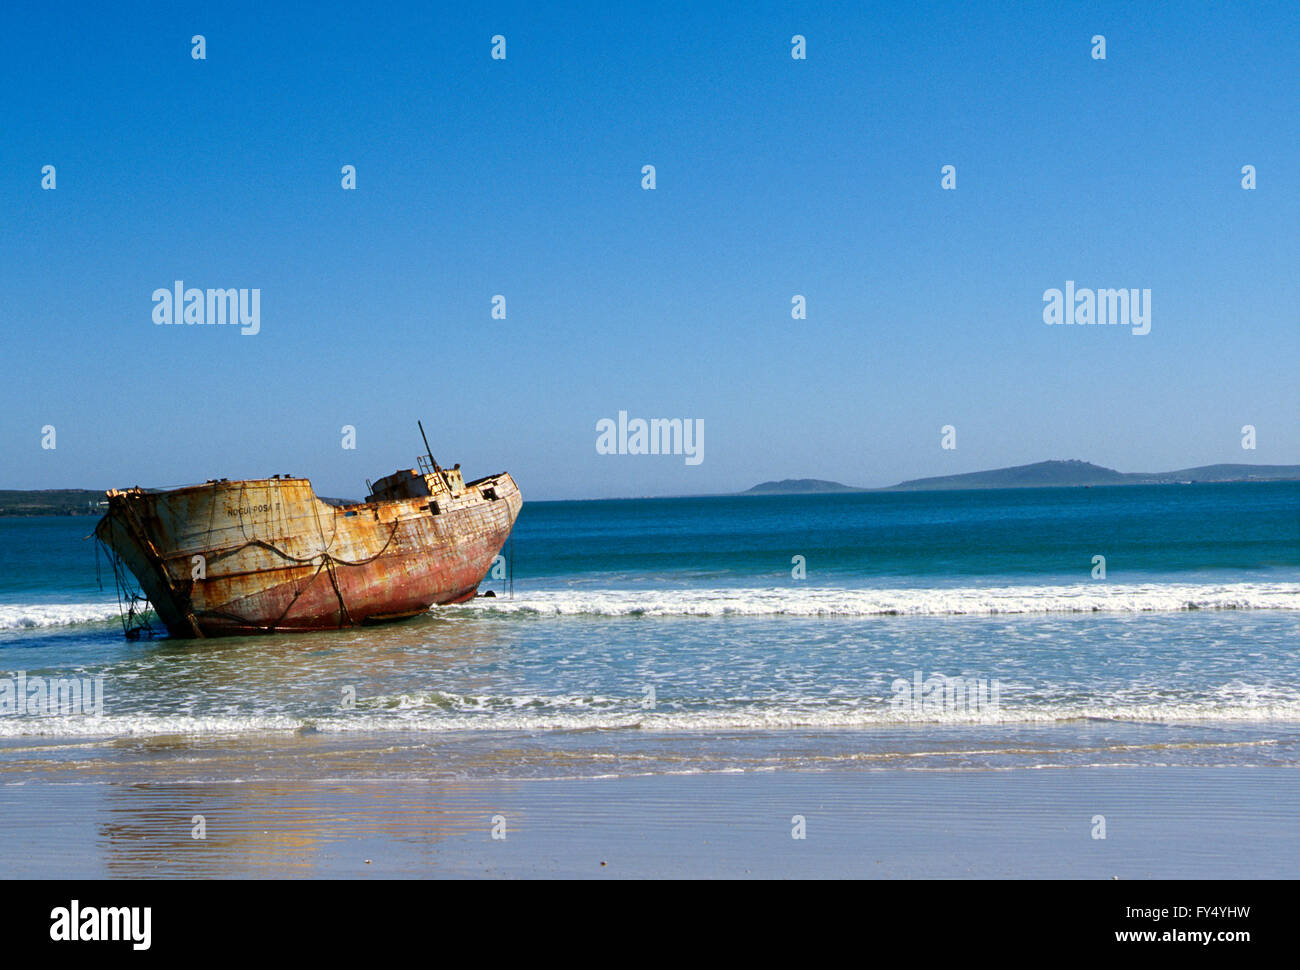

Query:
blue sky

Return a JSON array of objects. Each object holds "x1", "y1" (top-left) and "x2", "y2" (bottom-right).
[{"x1": 2, "y1": 1, "x2": 1296, "y2": 500}]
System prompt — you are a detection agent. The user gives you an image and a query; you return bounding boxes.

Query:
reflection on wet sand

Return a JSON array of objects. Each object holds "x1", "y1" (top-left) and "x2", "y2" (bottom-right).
[
  {"x1": 1, "y1": 726, "x2": 525, "y2": 877},
  {"x1": 95, "y1": 776, "x2": 517, "y2": 877}
]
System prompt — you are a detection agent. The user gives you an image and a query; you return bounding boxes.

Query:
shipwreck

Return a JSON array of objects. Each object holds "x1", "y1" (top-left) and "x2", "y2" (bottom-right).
[{"x1": 95, "y1": 425, "x2": 521, "y2": 638}]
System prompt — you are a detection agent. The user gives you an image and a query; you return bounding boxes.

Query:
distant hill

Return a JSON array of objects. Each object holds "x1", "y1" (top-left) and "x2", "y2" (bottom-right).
[
  {"x1": 0, "y1": 489, "x2": 108, "y2": 516},
  {"x1": 1132, "y1": 464, "x2": 1300, "y2": 484},
  {"x1": 742, "y1": 460, "x2": 1300, "y2": 495},
  {"x1": 742, "y1": 478, "x2": 864, "y2": 495},
  {"x1": 886, "y1": 460, "x2": 1128, "y2": 491}
]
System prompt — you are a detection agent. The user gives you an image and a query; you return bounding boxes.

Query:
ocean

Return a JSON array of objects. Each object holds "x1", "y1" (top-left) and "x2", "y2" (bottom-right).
[{"x1": 1, "y1": 482, "x2": 1297, "y2": 784}]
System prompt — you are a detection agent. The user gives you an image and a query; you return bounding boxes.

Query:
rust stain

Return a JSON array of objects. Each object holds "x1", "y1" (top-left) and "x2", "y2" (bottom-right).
[{"x1": 95, "y1": 462, "x2": 521, "y2": 639}]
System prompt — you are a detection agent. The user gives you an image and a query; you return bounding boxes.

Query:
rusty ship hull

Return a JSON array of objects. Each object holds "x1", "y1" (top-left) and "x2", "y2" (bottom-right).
[{"x1": 95, "y1": 465, "x2": 521, "y2": 638}]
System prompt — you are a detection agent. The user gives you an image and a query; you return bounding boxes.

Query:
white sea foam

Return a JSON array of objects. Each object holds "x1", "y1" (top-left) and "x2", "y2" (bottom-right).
[
  {"x1": 2, "y1": 699, "x2": 1298, "y2": 738},
  {"x1": 0, "y1": 602, "x2": 124, "y2": 630},
  {"x1": 0, "y1": 713, "x2": 302, "y2": 738},
  {"x1": 452, "y1": 582, "x2": 1300, "y2": 618},
  {"x1": 4, "y1": 582, "x2": 1295, "y2": 632}
]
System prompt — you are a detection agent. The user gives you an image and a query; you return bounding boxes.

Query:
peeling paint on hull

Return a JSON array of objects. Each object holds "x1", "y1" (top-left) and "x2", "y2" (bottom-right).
[{"x1": 95, "y1": 469, "x2": 521, "y2": 639}]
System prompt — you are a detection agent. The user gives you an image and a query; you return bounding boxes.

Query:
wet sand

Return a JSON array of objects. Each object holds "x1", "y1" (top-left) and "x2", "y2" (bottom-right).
[{"x1": 3, "y1": 764, "x2": 1297, "y2": 878}]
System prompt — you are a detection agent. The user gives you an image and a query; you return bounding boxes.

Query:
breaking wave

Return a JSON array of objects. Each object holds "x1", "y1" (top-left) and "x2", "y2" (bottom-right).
[
  {"x1": 4, "y1": 582, "x2": 1296, "y2": 633},
  {"x1": 451, "y1": 582, "x2": 1300, "y2": 618},
  {"x1": 2, "y1": 699, "x2": 1300, "y2": 738},
  {"x1": 0, "y1": 602, "x2": 124, "y2": 631}
]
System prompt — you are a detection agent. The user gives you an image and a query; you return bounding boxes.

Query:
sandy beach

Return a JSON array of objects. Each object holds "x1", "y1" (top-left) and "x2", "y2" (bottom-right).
[{"x1": 3, "y1": 756, "x2": 1296, "y2": 878}]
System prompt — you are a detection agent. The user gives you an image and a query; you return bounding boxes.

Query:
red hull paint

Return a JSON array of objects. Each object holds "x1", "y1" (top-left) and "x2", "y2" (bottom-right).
[{"x1": 96, "y1": 469, "x2": 521, "y2": 639}]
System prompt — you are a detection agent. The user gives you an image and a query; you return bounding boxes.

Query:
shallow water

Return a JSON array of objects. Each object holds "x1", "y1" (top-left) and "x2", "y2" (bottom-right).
[{"x1": 1, "y1": 483, "x2": 1297, "y2": 777}]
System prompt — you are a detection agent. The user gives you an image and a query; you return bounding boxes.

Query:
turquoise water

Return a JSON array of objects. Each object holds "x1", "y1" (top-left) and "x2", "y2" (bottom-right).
[
  {"x1": 507, "y1": 483, "x2": 1300, "y2": 587},
  {"x1": 0, "y1": 482, "x2": 1297, "y2": 777}
]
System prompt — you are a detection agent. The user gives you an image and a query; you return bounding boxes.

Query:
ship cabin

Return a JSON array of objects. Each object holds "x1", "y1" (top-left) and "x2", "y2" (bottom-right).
[{"x1": 364, "y1": 457, "x2": 466, "y2": 506}]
